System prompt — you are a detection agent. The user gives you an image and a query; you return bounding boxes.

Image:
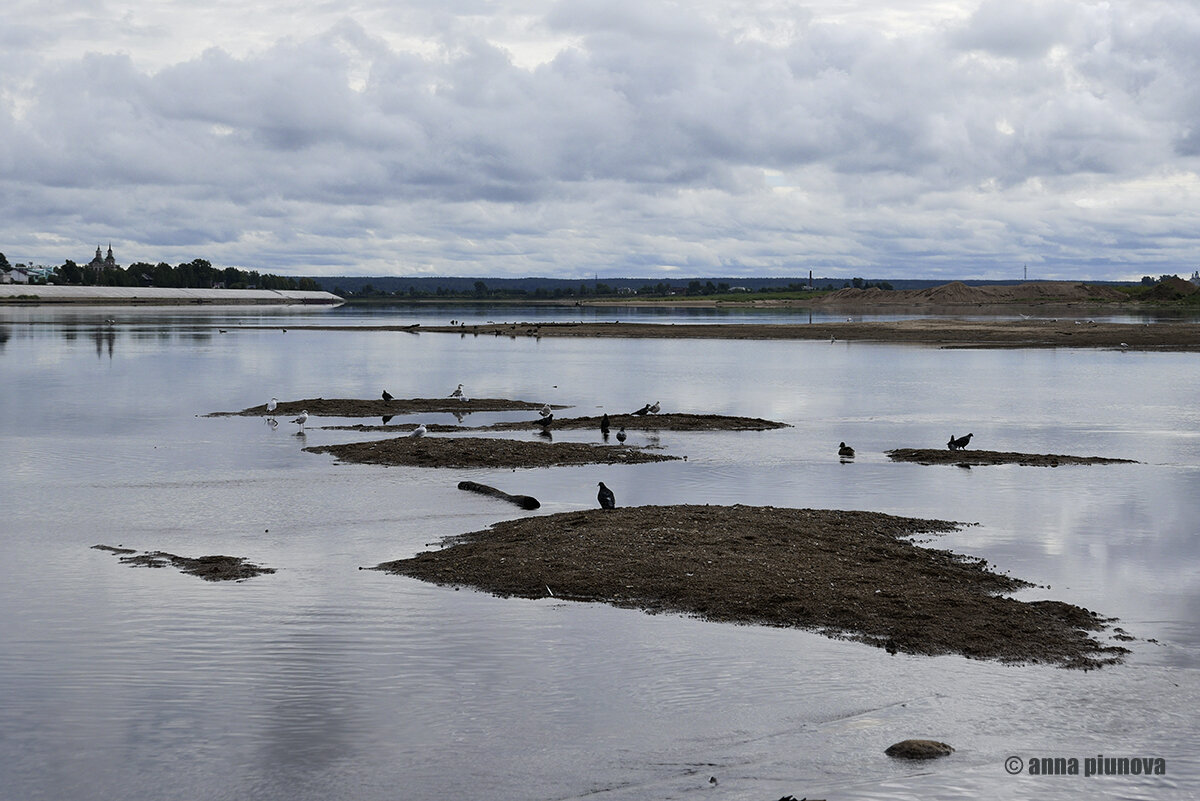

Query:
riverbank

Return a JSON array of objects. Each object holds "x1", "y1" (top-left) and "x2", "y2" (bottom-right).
[{"x1": 0, "y1": 285, "x2": 342, "y2": 304}]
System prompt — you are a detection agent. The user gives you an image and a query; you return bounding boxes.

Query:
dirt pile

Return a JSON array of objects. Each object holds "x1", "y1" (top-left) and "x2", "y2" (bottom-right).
[
  {"x1": 93, "y1": 545, "x2": 275, "y2": 581},
  {"x1": 816, "y1": 281, "x2": 1128, "y2": 306}
]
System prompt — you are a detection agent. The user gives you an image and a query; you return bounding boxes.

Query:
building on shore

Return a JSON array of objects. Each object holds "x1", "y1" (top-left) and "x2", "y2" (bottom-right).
[{"x1": 87, "y1": 245, "x2": 118, "y2": 272}]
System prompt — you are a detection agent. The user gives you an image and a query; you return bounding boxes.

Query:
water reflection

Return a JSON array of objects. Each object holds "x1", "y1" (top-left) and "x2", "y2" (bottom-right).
[{"x1": 0, "y1": 305, "x2": 1198, "y2": 801}]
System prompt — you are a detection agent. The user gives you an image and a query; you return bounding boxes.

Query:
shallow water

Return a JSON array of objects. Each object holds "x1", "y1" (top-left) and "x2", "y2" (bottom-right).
[{"x1": 1, "y1": 304, "x2": 1198, "y2": 800}]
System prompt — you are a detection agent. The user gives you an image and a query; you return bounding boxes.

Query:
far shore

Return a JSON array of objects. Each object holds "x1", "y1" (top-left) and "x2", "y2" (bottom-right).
[{"x1": 232, "y1": 318, "x2": 1200, "y2": 350}]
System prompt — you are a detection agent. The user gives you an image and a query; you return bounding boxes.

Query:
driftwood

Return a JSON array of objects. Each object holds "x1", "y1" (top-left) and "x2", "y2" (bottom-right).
[{"x1": 457, "y1": 481, "x2": 540, "y2": 510}]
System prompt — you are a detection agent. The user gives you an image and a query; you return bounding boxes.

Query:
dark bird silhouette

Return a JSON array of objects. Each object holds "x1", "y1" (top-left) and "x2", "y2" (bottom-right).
[
  {"x1": 616, "y1": 426, "x2": 627, "y2": 443},
  {"x1": 382, "y1": 390, "x2": 394, "y2": 402},
  {"x1": 947, "y1": 432, "x2": 973, "y2": 451},
  {"x1": 597, "y1": 481, "x2": 616, "y2": 509},
  {"x1": 600, "y1": 413, "x2": 610, "y2": 434},
  {"x1": 838, "y1": 442, "x2": 855, "y2": 458},
  {"x1": 632, "y1": 403, "x2": 651, "y2": 416},
  {"x1": 536, "y1": 413, "x2": 553, "y2": 429}
]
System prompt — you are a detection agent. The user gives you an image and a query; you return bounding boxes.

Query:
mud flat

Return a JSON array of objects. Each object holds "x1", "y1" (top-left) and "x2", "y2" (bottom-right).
[
  {"x1": 887, "y1": 448, "x2": 1139, "y2": 467},
  {"x1": 305, "y1": 435, "x2": 679, "y2": 469},
  {"x1": 92, "y1": 545, "x2": 275, "y2": 581},
  {"x1": 376, "y1": 505, "x2": 1129, "y2": 669},
  {"x1": 321, "y1": 412, "x2": 789, "y2": 434},
  {"x1": 210, "y1": 397, "x2": 556, "y2": 418}
]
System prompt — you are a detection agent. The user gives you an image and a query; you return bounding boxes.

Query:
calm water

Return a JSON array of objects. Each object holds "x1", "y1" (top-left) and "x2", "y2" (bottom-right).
[{"x1": 1, "y1": 304, "x2": 1198, "y2": 800}]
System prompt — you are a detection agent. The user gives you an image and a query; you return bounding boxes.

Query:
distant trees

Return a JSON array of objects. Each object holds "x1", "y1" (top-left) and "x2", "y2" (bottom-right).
[{"x1": 48, "y1": 257, "x2": 314, "y2": 291}]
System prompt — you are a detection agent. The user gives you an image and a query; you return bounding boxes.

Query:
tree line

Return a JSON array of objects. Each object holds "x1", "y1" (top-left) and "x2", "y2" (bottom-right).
[{"x1": 1, "y1": 253, "x2": 318, "y2": 292}]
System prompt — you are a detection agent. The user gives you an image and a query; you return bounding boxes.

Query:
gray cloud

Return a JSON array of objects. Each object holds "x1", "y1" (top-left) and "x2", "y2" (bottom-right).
[{"x1": 3, "y1": 1, "x2": 1200, "y2": 279}]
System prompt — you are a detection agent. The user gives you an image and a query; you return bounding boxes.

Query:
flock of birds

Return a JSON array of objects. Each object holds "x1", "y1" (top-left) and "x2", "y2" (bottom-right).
[{"x1": 263, "y1": 389, "x2": 977, "y2": 512}]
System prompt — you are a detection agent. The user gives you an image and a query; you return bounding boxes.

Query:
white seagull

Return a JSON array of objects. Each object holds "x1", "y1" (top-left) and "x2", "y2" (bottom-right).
[
  {"x1": 539, "y1": 404, "x2": 552, "y2": 418},
  {"x1": 266, "y1": 397, "x2": 278, "y2": 419},
  {"x1": 648, "y1": 401, "x2": 660, "y2": 414},
  {"x1": 409, "y1": 424, "x2": 427, "y2": 438},
  {"x1": 450, "y1": 383, "x2": 466, "y2": 401},
  {"x1": 291, "y1": 410, "x2": 308, "y2": 430}
]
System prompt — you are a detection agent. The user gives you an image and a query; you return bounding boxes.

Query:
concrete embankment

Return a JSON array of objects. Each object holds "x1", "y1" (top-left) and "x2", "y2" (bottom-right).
[{"x1": 0, "y1": 285, "x2": 342, "y2": 304}]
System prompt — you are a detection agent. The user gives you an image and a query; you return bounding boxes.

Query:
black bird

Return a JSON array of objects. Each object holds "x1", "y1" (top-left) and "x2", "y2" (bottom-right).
[
  {"x1": 632, "y1": 403, "x2": 651, "y2": 416},
  {"x1": 838, "y1": 442, "x2": 855, "y2": 458},
  {"x1": 947, "y1": 432, "x2": 974, "y2": 451},
  {"x1": 597, "y1": 481, "x2": 616, "y2": 509},
  {"x1": 600, "y1": 413, "x2": 610, "y2": 434},
  {"x1": 382, "y1": 390, "x2": 394, "y2": 402},
  {"x1": 616, "y1": 426, "x2": 627, "y2": 443}
]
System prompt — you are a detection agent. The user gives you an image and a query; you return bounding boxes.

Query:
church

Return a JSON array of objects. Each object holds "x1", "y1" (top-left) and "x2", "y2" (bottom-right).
[{"x1": 87, "y1": 244, "x2": 118, "y2": 272}]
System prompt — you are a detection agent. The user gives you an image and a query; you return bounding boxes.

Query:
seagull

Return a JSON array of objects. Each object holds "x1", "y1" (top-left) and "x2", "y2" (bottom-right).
[
  {"x1": 291, "y1": 410, "x2": 308, "y2": 430},
  {"x1": 632, "y1": 403, "x2": 651, "y2": 416},
  {"x1": 648, "y1": 401, "x2": 660, "y2": 414},
  {"x1": 409, "y1": 424, "x2": 427, "y2": 438},
  {"x1": 382, "y1": 390, "x2": 394, "y2": 402},
  {"x1": 450, "y1": 383, "x2": 465, "y2": 401},
  {"x1": 266, "y1": 397, "x2": 278, "y2": 419},
  {"x1": 947, "y1": 432, "x2": 973, "y2": 451},
  {"x1": 616, "y1": 426, "x2": 627, "y2": 443},
  {"x1": 838, "y1": 442, "x2": 855, "y2": 458},
  {"x1": 600, "y1": 413, "x2": 610, "y2": 434},
  {"x1": 539, "y1": 404, "x2": 552, "y2": 418},
  {"x1": 597, "y1": 481, "x2": 616, "y2": 509}
]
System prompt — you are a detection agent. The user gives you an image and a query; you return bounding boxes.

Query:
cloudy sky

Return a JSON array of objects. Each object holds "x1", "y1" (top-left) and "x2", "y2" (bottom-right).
[{"x1": 4, "y1": 0, "x2": 1200, "y2": 281}]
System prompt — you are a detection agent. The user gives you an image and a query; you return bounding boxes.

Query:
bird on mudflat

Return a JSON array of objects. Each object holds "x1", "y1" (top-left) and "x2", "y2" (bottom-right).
[
  {"x1": 616, "y1": 427, "x2": 627, "y2": 443},
  {"x1": 449, "y1": 383, "x2": 466, "y2": 400},
  {"x1": 409, "y1": 424, "x2": 427, "y2": 438},
  {"x1": 838, "y1": 442, "x2": 855, "y2": 458},
  {"x1": 648, "y1": 401, "x2": 660, "y2": 414},
  {"x1": 632, "y1": 403, "x2": 651, "y2": 416},
  {"x1": 291, "y1": 410, "x2": 308, "y2": 430},
  {"x1": 266, "y1": 397, "x2": 278, "y2": 419},
  {"x1": 539, "y1": 404, "x2": 552, "y2": 418},
  {"x1": 536, "y1": 413, "x2": 553, "y2": 429},
  {"x1": 597, "y1": 481, "x2": 616, "y2": 509},
  {"x1": 600, "y1": 413, "x2": 610, "y2": 434},
  {"x1": 382, "y1": 390, "x2": 394, "y2": 402},
  {"x1": 947, "y1": 432, "x2": 973, "y2": 451}
]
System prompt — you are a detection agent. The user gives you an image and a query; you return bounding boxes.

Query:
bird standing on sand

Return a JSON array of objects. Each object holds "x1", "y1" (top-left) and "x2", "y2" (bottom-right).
[
  {"x1": 616, "y1": 426, "x2": 627, "y2": 443},
  {"x1": 409, "y1": 424, "x2": 427, "y2": 438},
  {"x1": 947, "y1": 433, "x2": 973, "y2": 451},
  {"x1": 266, "y1": 397, "x2": 278, "y2": 419},
  {"x1": 291, "y1": 410, "x2": 308, "y2": 430},
  {"x1": 600, "y1": 413, "x2": 610, "y2": 434},
  {"x1": 450, "y1": 383, "x2": 466, "y2": 401},
  {"x1": 838, "y1": 442, "x2": 855, "y2": 458},
  {"x1": 382, "y1": 390, "x2": 394, "y2": 402},
  {"x1": 597, "y1": 481, "x2": 616, "y2": 509},
  {"x1": 632, "y1": 403, "x2": 651, "y2": 416}
]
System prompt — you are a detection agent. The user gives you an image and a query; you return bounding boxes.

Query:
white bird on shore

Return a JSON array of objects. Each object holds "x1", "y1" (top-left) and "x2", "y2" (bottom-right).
[
  {"x1": 450, "y1": 383, "x2": 466, "y2": 400},
  {"x1": 291, "y1": 410, "x2": 308, "y2": 430},
  {"x1": 409, "y1": 424, "x2": 427, "y2": 438},
  {"x1": 266, "y1": 397, "x2": 278, "y2": 419}
]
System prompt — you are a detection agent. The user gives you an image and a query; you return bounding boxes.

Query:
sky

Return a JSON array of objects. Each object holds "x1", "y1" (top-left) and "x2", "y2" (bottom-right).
[{"x1": 3, "y1": 0, "x2": 1200, "y2": 281}]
